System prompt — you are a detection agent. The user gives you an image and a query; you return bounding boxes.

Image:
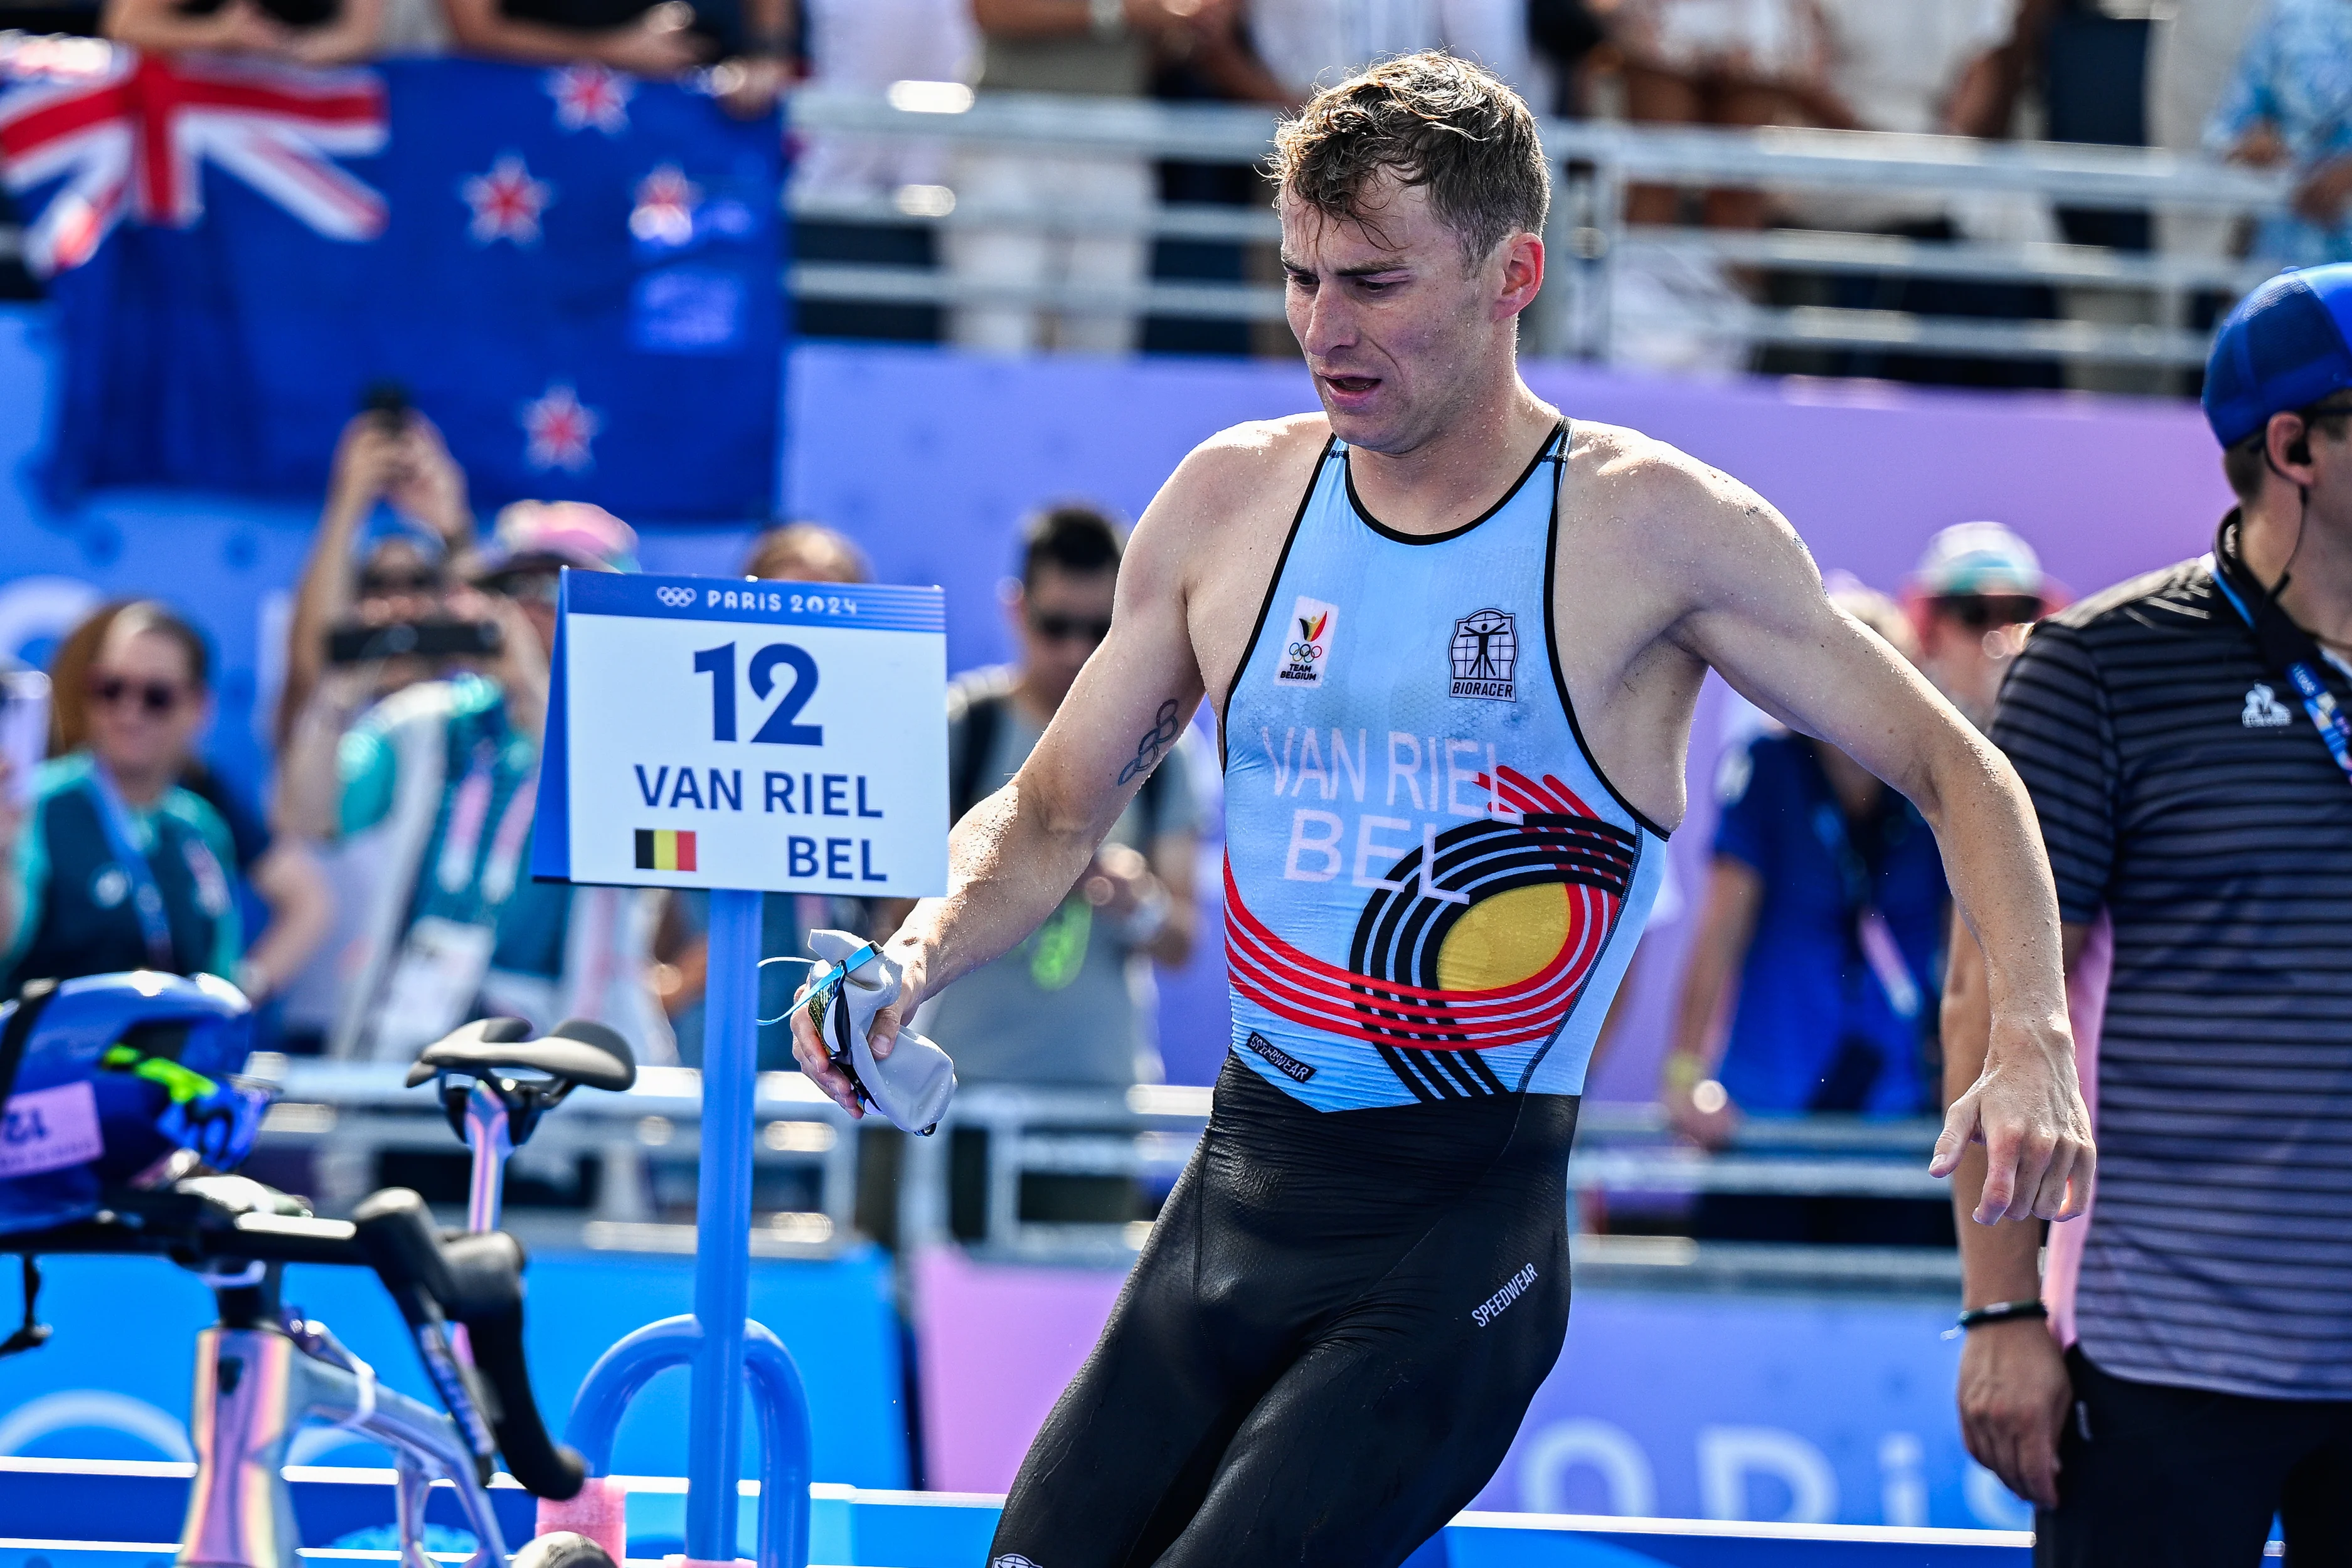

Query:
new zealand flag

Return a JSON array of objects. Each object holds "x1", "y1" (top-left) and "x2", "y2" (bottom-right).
[{"x1": 0, "y1": 40, "x2": 781, "y2": 521}]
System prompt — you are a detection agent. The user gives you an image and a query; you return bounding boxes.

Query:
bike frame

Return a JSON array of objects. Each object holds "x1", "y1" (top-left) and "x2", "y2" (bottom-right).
[
  {"x1": 175, "y1": 1078, "x2": 528, "y2": 1568},
  {"x1": 179, "y1": 1303, "x2": 509, "y2": 1568}
]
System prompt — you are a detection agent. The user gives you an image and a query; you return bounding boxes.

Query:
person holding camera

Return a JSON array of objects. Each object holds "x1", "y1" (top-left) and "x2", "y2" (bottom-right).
[
  {"x1": 279, "y1": 496, "x2": 669, "y2": 1062},
  {"x1": 275, "y1": 407, "x2": 478, "y2": 751}
]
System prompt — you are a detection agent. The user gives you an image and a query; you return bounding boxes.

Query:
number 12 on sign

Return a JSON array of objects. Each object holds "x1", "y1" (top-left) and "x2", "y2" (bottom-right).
[{"x1": 693, "y1": 642, "x2": 823, "y2": 745}]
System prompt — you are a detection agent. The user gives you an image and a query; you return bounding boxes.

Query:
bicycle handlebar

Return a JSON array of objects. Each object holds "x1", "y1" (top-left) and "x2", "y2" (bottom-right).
[
  {"x1": 4, "y1": 1180, "x2": 587, "y2": 1499},
  {"x1": 350, "y1": 1189, "x2": 587, "y2": 1500}
]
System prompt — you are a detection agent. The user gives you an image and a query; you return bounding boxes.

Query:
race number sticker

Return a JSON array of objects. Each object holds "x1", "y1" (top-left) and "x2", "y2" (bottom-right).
[{"x1": 0, "y1": 1081, "x2": 104, "y2": 1179}]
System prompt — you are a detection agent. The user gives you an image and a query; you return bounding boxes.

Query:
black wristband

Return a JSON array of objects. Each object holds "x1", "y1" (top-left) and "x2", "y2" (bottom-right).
[{"x1": 1957, "y1": 1299, "x2": 2048, "y2": 1331}]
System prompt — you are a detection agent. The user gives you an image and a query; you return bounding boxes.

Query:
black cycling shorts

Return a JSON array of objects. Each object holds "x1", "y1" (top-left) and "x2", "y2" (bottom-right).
[{"x1": 987, "y1": 1052, "x2": 1580, "y2": 1568}]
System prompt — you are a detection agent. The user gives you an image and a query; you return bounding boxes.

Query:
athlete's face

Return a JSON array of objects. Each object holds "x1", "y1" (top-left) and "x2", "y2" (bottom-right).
[{"x1": 1280, "y1": 174, "x2": 1541, "y2": 455}]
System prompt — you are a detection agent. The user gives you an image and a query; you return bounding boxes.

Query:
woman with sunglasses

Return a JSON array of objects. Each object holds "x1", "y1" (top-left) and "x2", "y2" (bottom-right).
[{"x1": 0, "y1": 603, "x2": 327, "y2": 1004}]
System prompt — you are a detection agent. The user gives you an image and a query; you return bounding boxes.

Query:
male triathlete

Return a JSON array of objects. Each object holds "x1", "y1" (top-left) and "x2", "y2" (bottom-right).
[{"x1": 795, "y1": 51, "x2": 2091, "y2": 1567}]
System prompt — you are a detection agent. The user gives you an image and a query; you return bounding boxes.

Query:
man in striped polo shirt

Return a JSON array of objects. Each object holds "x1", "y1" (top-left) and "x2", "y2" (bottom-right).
[{"x1": 1946, "y1": 264, "x2": 2352, "y2": 1562}]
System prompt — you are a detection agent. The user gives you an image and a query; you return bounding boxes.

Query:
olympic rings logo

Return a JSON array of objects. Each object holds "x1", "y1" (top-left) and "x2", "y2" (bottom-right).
[
  {"x1": 1288, "y1": 642, "x2": 1324, "y2": 659},
  {"x1": 656, "y1": 586, "x2": 696, "y2": 608}
]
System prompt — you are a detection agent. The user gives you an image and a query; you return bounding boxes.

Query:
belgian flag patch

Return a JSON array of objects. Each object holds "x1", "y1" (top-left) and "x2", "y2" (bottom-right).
[{"x1": 635, "y1": 829, "x2": 696, "y2": 872}]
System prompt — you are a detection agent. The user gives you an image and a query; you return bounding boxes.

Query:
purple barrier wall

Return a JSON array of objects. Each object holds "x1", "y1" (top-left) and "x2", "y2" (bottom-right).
[{"x1": 911, "y1": 1248, "x2": 2033, "y2": 1532}]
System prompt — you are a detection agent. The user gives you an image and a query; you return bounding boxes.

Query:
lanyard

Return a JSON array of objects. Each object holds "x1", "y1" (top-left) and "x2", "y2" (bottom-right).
[
  {"x1": 1807, "y1": 775, "x2": 1922, "y2": 1021},
  {"x1": 2210, "y1": 523, "x2": 2352, "y2": 787},
  {"x1": 432, "y1": 747, "x2": 538, "y2": 914},
  {"x1": 82, "y1": 763, "x2": 176, "y2": 968}
]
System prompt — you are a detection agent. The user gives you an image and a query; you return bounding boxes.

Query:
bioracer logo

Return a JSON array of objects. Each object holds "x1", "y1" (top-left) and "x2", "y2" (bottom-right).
[
  {"x1": 1276, "y1": 596, "x2": 1338, "y2": 687},
  {"x1": 1450, "y1": 608, "x2": 1518, "y2": 702}
]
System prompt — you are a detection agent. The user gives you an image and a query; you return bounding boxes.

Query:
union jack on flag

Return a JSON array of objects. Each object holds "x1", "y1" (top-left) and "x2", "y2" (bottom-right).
[{"x1": 0, "y1": 36, "x2": 386, "y2": 277}]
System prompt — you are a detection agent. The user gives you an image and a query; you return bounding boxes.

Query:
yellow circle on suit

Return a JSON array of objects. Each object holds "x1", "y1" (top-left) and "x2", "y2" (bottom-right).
[{"x1": 1435, "y1": 882, "x2": 1570, "y2": 992}]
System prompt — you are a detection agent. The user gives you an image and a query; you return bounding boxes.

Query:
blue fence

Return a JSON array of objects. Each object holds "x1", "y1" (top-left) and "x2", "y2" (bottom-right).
[{"x1": 0, "y1": 1249, "x2": 907, "y2": 1489}]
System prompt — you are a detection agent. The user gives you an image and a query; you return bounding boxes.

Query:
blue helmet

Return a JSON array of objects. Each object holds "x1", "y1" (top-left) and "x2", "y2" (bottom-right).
[
  {"x1": 2204, "y1": 264, "x2": 2352, "y2": 450},
  {"x1": 0, "y1": 972, "x2": 258, "y2": 1236}
]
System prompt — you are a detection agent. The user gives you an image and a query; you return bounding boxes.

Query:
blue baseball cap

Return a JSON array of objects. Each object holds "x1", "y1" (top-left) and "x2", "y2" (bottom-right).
[{"x1": 2204, "y1": 263, "x2": 2352, "y2": 448}]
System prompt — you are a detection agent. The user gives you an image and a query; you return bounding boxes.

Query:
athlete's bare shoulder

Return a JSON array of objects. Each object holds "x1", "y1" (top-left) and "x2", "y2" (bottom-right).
[
  {"x1": 1564, "y1": 418, "x2": 1815, "y2": 623},
  {"x1": 1572, "y1": 417, "x2": 1794, "y2": 542},
  {"x1": 1154, "y1": 413, "x2": 1331, "y2": 532},
  {"x1": 1550, "y1": 418, "x2": 1828, "y2": 830},
  {"x1": 1123, "y1": 413, "x2": 1332, "y2": 711}
]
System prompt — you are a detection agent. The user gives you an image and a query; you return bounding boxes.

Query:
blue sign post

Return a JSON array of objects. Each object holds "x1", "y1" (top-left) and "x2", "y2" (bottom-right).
[{"x1": 531, "y1": 569, "x2": 948, "y2": 1566}]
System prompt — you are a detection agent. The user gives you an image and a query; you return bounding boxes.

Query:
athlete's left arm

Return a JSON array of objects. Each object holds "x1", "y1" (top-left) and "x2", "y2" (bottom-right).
[{"x1": 1652, "y1": 457, "x2": 2092, "y2": 1226}]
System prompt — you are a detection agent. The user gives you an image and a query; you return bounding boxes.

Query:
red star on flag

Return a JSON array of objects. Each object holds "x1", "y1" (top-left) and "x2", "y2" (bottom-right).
[
  {"x1": 546, "y1": 64, "x2": 631, "y2": 134},
  {"x1": 461, "y1": 152, "x2": 551, "y2": 245},
  {"x1": 629, "y1": 162, "x2": 700, "y2": 245},
  {"x1": 521, "y1": 381, "x2": 600, "y2": 472}
]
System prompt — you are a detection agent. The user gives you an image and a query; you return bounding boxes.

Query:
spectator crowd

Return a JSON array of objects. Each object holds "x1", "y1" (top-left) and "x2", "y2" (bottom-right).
[
  {"x1": 0, "y1": 0, "x2": 2328, "y2": 383},
  {"x1": 787, "y1": 0, "x2": 2344, "y2": 385},
  {"x1": 0, "y1": 405, "x2": 1212, "y2": 1246}
]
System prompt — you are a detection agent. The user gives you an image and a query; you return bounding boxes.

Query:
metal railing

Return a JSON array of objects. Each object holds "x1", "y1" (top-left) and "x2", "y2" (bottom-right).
[
  {"x1": 892, "y1": 1083, "x2": 1956, "y2": 1288},
  {"x1": 247, "y1": 1059, "x2": 1959, "y2": 1288},
  {"x1": 787, "y1": 85, "x2": 2292, "y2": 370},
  {"x1": 250, "y1": 1055, "x2": 860, "y2": 1256}
]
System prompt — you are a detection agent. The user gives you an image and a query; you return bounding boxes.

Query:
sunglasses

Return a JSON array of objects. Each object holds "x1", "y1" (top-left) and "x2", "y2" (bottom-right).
[
  {"x1": 1935, "y1": 595, "x2": 2041, "y2": 631},
  {"x1": 89, "y1": 674, "x2": 188, "y2": 716},
  {"x1": 1030, "y1": 611, "x2": 1113, "y2": 646}
]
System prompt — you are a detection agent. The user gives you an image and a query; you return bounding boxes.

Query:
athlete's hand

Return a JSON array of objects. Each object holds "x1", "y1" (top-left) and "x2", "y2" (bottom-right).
[
  {"x1": 1957, "y1": 1317, "x2": 2072, "y2": 1508},
  {"x1": 1931, "y1": 1015, "x2": 2094, "y2": 1225},
  {"x1": 787, "y1": 980, "x2": 866, "y2": 1117},
  {"x1": 787, "y1": 938, "x2": 927, "y2": 1118}
]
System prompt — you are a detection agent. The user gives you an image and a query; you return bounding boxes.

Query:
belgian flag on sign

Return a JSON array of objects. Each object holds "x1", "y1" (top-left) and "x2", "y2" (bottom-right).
[{"x1": 636, "y1": 829, "x2": 697, "y2": 872}]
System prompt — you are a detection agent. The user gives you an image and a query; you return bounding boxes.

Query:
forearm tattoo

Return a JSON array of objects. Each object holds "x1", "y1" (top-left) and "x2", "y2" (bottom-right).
[{"x1": 1117, "y1": 700, "x2": 1183, "y2": 787}]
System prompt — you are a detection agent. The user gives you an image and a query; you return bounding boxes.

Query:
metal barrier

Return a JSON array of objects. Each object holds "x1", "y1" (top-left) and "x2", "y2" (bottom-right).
[
  {"x1": 253, "y1": 1057, "x2": 1957, "y2": 1286},
  {"x1": 890, "y1": 1081, "x2": 1957, "y2": 1287},
  {"x1": 250, "y1": 1055, "x2": 859, "y2": 1253},
  {"x1": 788, "y1": 85, "x2": 2291, "y2": 370}
]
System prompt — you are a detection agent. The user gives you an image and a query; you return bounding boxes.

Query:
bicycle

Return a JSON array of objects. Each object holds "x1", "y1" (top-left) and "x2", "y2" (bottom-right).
[{"x1": 0, "y1": 972, "x2": 635, "y2": 1568}]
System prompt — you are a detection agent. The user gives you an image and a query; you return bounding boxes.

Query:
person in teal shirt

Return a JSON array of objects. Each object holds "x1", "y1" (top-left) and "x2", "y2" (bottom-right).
[
  {"x1": 279, "y1": 501, "x2": 669, "y2": 1061},
  {"x1": 1, "y1": 606, "x2": 242, "y2": 992}
]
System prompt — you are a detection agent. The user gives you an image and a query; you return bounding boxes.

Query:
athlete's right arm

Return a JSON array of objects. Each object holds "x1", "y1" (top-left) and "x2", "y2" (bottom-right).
[{"x1": 788, "y1": 433, "x2": 1268, "y2": 1113}]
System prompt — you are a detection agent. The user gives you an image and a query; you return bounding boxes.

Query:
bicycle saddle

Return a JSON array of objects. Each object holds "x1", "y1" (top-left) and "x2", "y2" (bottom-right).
[{"x1": 403, "y1": 1017, "x2": 637, "y2": 1093}]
